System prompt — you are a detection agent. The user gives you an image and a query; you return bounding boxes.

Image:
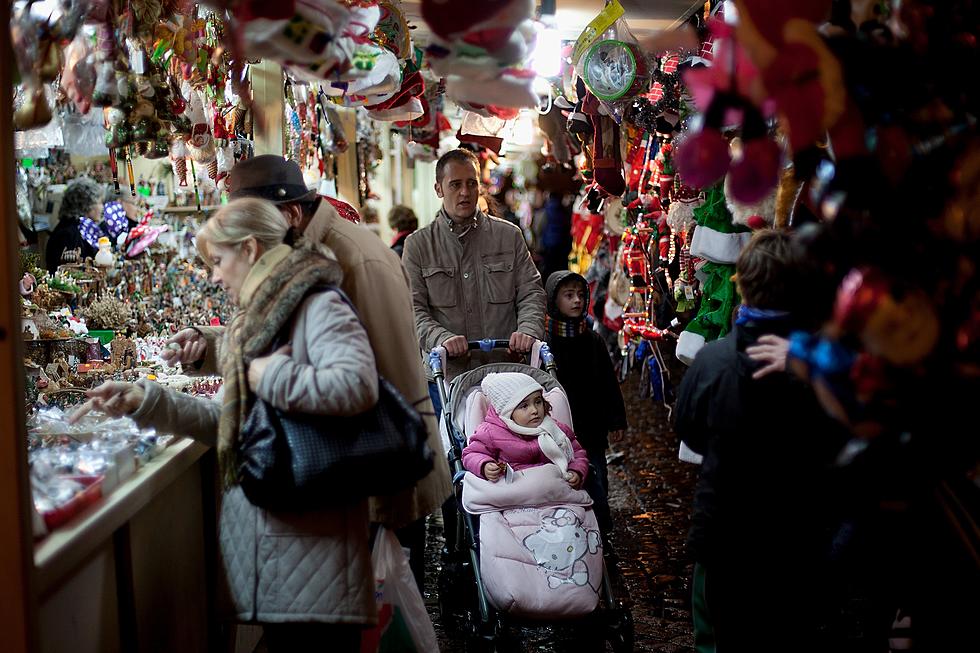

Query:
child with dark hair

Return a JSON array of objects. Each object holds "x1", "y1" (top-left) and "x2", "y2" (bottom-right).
[
  {"x1": 544, "y1": 271, "x2": 628, "y2": 550},
  {"x1": 676, "y1": 230, "x2": 848, "y2": 652}
]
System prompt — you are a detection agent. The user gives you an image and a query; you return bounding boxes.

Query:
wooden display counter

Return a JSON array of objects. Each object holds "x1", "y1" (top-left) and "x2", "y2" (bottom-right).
[{"x1": 33, "y1": 439, "x2": 215, "y2": 653}]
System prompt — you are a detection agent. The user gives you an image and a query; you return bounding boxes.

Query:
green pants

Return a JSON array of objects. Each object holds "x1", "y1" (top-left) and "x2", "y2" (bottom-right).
[{"x1": 692, "y1": 562, "x2": 716, "y2": 653}]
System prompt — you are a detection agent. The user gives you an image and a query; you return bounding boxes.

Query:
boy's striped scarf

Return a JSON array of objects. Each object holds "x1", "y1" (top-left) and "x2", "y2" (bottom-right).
[{"x1": 546, "y1": 314, "x2": 588, "y2": 338}]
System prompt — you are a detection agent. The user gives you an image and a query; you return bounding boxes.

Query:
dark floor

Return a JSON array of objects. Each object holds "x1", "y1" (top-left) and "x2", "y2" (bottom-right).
[{"x1": 424, "y1": 354, "x2": 698, "y2": 652}]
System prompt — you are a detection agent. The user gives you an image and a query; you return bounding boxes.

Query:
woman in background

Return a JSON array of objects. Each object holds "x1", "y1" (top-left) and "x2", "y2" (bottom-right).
[
  {"x1": 387, "y1": 204, "x2": 418, "y2": 257},
  {"x1": 45, "y1": 177, "x2": 104, "y2": 271}
]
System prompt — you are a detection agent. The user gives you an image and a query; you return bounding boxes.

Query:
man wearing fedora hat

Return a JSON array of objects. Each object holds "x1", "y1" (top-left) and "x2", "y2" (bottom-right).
[{"x1": 163, "y1": 155, "x2": 451, "y2": 588}]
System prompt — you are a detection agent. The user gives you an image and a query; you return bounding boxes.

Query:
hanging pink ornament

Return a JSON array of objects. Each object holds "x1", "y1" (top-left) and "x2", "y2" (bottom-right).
[
  {"x1": 727, "y1": 139, "x2": 780, "y2": 205},
  {"x1": 675, "y1": 128, "x2": 730, "y2": 188}
]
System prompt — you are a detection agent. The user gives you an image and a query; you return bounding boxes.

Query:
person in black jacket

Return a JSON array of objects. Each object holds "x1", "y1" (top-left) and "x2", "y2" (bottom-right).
[
  {"x1": 544, "y1": 270, "x2": 628, "y2": 549},
  {"x1": 45, "y1": 177, "x2": 105, "y2": 272},
  {"x1": 675, "y1": 230, "x2": 848, "y2": 653}
]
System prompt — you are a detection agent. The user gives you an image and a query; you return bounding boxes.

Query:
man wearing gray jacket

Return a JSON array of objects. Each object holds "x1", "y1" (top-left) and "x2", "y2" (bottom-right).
[{"x1": 402, "y1": 149, "x2": 546, "y2": 385}]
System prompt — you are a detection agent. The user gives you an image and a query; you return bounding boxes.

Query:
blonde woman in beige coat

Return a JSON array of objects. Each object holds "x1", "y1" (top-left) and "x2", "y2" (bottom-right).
[
  {"x1": 77, "y1": 199, "x2": 376, "y2": 652},
  {"x1": 162, "y1": 156, "x2": 452, "y2": 591}
]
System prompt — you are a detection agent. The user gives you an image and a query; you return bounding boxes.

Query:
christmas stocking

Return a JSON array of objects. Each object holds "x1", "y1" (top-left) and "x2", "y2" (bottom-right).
[{"x1": 585, "y1": 92, "x2": 625, "y2": 197}]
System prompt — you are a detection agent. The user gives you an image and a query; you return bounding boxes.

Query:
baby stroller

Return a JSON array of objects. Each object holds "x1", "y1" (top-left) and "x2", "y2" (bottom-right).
[{"x1": 431, "y1": 339, "x2": 634, "y2": 652}]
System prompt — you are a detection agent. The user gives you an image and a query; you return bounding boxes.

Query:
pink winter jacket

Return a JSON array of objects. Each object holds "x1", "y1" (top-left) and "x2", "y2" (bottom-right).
[{"x1": 462, "y1": 406, "x2": 590, "y2": 481}]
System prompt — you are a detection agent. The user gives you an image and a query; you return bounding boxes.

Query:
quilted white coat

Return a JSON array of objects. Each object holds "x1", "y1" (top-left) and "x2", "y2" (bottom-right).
[{"x1": 132, "y1": 291, "x2": 378, "y2": 625}]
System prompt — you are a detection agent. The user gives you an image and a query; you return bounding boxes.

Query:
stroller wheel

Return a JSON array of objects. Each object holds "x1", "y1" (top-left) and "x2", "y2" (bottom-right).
[
  {"x1": 606, "y1": 605, "x2": 635, "y2": 653},
  {"x1": 464, "y1": 620, "x2": 508, "y2": 653},
  {"x1": 437, "y1": 561, "x2": 468, "y2": 631},
  {"x1": 466, "y1": 613, "x2": 510, "y2": 653}
]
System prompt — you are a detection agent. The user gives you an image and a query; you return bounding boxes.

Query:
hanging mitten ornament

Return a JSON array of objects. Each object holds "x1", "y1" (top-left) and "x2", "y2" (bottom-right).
[
  {"x1": 539, "y1": 102, "x2": 574, "y2": 164},
  {"x1": 170, "y1": 139, "x2": 189, "y2": 187},
  {"x1": 185, "y1": 91, "x2": 216, "y2": 163}
]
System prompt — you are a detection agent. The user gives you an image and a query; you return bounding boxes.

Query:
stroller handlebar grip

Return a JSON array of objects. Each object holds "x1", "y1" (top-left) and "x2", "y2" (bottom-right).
[
  {"x1": 538, "y1": 342, "x2": 555, "y2": 367},
  {"x1": 428, "y1": 348, "x2": 446, "y2": 373},
  {"x1": 468, "y1": 339, "x2": 511, "y2": 352}
]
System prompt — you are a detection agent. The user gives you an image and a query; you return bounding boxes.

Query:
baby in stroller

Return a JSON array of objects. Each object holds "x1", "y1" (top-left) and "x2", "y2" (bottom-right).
[
  {"x1": 459, "y1": 372, "x2": 604, "y2": 617},
  {"x1": 462, "y1": 372, "x2": 589, "y2": 488}
]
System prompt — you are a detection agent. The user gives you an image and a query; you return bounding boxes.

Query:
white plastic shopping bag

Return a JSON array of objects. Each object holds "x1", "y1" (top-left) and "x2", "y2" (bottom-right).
[{"x1": 360, "y1": 527, "x2": 438, "y2": 653}]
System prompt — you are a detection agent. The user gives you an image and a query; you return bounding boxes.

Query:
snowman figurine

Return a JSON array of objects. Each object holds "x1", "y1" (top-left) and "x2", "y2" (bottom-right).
[{"x1": 94, "y1": 236, "x2": 115, "y2": 267}]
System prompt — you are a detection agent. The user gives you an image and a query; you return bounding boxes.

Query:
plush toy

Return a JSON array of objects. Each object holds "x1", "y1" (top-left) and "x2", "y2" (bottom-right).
[
  {"x1": 667, "y1": 180, "x2": 703, "y2": 234},
  {"x1": 725, "y1": 174, "x2": 776, "y2": 230}
]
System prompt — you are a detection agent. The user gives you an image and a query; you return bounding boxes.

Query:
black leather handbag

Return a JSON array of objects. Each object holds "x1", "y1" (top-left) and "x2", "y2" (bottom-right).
[{"x1": 236, "y1": 289, "x2": 434, "y2": 510}]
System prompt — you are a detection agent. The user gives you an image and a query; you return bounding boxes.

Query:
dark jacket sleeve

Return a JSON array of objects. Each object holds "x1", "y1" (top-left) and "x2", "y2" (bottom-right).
[
  {"x1": 46, "y1": 225, "x2": 93, "y2": 272},
  {"x1": 593, "y1": 333, "x2": 627, "y2": 431},
  {"x1": 674, "y1": 358, "x2": 711, "y2": 455}
]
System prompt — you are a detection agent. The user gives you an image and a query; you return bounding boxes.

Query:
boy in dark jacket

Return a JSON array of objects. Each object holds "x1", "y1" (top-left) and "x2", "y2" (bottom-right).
[
  {"x1": 675, "y1": 231, "x2": 848, "y2": 653},
  {"x1": 544, "y1": 271, "x2": 628, "y2": 547}
]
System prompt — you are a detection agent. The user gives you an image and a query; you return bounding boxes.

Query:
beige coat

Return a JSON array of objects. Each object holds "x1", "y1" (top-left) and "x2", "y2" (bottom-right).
[
  {"x1": 305, "y1": 202, "x2": 452, "y2": 526},
  {"x1": 132, "y1": 291, "x2": 376, "y2": 624},
  {"x1": 401, "y1": 210, "x2": 547, "y2": 380},
  {"x1": 195, "y1": 200, "x2": 452, "y2": 527}
]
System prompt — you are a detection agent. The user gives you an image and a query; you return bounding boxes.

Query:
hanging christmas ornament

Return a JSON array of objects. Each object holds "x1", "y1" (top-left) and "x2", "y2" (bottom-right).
[
  {"x1": 170, "y1": 139, "x2": 189, "y2": 187},
  {"x1": 108, "y1": 148, "x2": 121, "y2": 192},
  {"x1": 582, "y1": 39, "x2": 650, "y2": 103},
  {"x1": 126, "y1": 153, "x2": 137, "y2": 197},
  {"x1": 833, "y1": 268, "x2": 941, "y2": 367}
]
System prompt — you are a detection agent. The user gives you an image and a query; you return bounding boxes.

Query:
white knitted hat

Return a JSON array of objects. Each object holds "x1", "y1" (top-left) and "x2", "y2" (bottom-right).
[{"x1": 481, "y1": 373, "x2": 544, "y2": 419}]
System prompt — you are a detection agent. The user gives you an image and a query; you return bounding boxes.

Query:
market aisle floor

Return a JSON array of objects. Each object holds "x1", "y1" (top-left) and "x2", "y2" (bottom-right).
[{"x1": 425, "y1": 367, "x2": 698, "y2": 652}]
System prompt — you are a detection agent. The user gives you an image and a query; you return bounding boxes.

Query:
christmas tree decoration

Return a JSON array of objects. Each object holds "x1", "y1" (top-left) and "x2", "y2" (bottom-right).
[{"x1": 689, "y1": 186, "x2": 752, "y2": 265}]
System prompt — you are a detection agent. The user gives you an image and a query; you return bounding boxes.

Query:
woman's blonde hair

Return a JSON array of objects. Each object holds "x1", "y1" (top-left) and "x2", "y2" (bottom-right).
[{"x1": 195, "y1": 198, "x2": 289, "y2": 266}]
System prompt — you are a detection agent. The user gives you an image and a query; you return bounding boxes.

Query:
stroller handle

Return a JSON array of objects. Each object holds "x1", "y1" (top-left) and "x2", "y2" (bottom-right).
[
  {"x1": 428, "y1": 339, "x2": 555, "y2": 377},
  {"x1": 468, "y1": 338, "x2": 511, "y2": 352}
]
